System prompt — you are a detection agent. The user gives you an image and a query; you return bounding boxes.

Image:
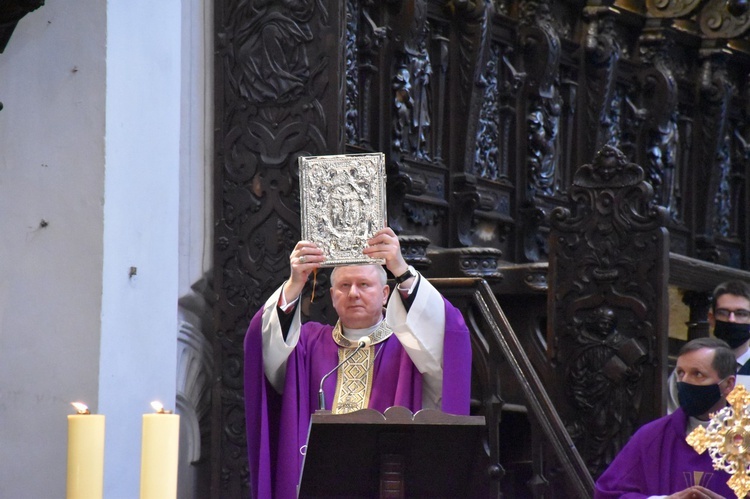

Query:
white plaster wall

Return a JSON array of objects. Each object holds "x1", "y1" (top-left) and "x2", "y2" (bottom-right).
[
  {"x1": 99, "y1": 0, "x2": 182, "y2": 498},
  {"x1": 0, "y1": 2, "x2": 107, "y2": 498},
  {"x1": 0, "y1": 0, "x2": 208, "y2": 497}
]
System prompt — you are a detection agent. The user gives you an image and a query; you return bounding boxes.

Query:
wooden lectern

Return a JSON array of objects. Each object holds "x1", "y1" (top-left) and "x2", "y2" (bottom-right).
[{"x1": 298, "y1": 406, "x2": 486, "y2": 498}]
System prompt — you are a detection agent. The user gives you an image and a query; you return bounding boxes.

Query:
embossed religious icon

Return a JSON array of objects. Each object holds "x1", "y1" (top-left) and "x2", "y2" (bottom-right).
[
  {"x1": 686, "y1": 384, "x2": 750, "y2": 498},
  {"x1": 299, "y1": 153, "x2": 386, "y2": 267}
]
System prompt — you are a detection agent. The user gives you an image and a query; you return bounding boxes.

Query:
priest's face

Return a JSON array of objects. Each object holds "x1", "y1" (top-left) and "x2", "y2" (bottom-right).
[
  {"x1": 675, "y1": 348, "x2": 721, "y2": 385},
  {"x1": 675, "y1": 347, "x2": 734, "y2": 417},
  {"x1": 330, "y1": 265, "x2": 389, "y2": 329}
]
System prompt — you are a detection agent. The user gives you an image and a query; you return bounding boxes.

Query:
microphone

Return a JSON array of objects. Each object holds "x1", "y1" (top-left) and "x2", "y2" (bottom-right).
[{"x1": 317, "y1": 337, "x2": 372, "y2": 411}]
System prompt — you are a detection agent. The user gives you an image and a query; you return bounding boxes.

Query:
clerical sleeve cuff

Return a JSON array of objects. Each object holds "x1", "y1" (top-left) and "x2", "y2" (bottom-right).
[
  {"x1": 398, "y1": 275, "x2": 421, "y2": 310},
  {"x1": 277, "y1": 283, "x2": 300, "y2": 314},
  {"x1": 397, "y1": 273, "x2": 420, "y2": 295}
]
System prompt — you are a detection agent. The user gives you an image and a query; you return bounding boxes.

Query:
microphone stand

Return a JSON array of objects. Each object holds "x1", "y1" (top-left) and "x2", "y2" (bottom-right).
[{"x1": 317, "y1": 338, "x2": 370, "y2": 411}]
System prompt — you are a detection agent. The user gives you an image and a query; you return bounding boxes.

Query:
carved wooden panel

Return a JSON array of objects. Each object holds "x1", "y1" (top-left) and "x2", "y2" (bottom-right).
[{"x1": 547, "y1": 146, "x2": 670, "y2": 477}]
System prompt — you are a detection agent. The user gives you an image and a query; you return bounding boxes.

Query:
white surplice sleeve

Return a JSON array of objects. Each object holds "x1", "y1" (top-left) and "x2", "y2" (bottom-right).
[
  {"x1": 260, "y1": 284, "x2": 302, "y2": 393},
  {"x1": 385, "y1": 275, "x2": 445, "y2": 409}
]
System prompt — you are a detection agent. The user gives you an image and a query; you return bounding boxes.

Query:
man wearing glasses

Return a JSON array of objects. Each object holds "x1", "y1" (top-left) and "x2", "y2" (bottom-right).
[{"x1": 667, "y1": 280, "x2": 750, "y2": 412}]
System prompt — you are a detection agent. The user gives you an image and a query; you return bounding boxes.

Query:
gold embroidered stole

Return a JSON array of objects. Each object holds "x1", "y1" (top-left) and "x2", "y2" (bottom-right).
[{"x1": 330, "y1": 320, "x2": 393, "y2": 414}]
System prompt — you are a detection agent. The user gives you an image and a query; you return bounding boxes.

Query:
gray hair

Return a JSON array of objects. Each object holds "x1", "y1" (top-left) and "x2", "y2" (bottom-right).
[{"x1": 330, "y1": 264, "x2": 387, "y2": 287}]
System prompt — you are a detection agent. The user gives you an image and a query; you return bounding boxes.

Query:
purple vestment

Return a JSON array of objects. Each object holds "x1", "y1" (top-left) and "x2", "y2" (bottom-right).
[
  {"x1": 244, "y1": 298, "x2": 472, "y2": 499},
  {"x1": 594, "y1": 408, "x2": 734, "y2": 498}
]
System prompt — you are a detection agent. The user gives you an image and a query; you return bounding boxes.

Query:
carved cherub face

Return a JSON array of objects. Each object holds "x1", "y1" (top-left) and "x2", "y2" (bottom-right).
[{"x1": 596, "y1": 146, "x2": 623, "y2": 181}]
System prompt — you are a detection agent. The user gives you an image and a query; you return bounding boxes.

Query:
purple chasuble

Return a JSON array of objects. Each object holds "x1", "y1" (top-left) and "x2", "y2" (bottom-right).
[
  {"x1": 244, "y1": 298, "x2": 472, "y2": 499},
  {"x1": 594, "y1": 408, "x2": 733, "y2": 498}
]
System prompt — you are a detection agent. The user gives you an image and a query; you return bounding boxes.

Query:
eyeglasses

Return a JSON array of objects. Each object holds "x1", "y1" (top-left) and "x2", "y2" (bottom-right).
[{"x1": 714, "y1": 308, "x2": 750, "y2": 322}]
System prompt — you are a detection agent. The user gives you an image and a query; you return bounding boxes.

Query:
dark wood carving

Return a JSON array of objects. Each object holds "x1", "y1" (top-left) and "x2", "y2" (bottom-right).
[
  {"x1": 521, "y1": 22, "x2": 562, "y2": 199},
  {"x1": 436, "y1": 278, "x2": 594, "y2": 498},
  {"x1": 698, "y1": 0, "x2": 750, "y2": 38},
  {"x1": 581, "y1": 13, "x2": 620, "y2": 165},
  {"x1": 547, "y1": 145, "x2": 670, "y2": 477},
  {"x1": 391, "y1": 0, "x2": 433, "y2": 160},
  {"x1": 639, "y1": 62, "x2": 679, "y2": 220},
  {"x1": 212, "y1": 0, "x2": 750, "y2": 496},
  {"x1": 693, "y1": 54, "x2": 732, "y2": 263},
  {"x1": 645, "y1": 0, "x2": 702, "y2": 18},
  {"x1": 212, "y1": 1, "x2": 346, "y2": 495}
]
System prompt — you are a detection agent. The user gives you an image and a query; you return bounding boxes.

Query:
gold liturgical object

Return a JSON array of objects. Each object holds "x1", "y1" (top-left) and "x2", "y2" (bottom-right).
[{"x1": 687, "y1": 384, "x2": 750, "y2": 498}]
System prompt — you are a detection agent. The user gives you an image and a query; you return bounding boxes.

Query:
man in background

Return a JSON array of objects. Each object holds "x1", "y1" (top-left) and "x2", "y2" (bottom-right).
[
  {"x1": 667, "y1": 280, "x2": 750, "y2": 412},
  {"x1": 596, "y1": 337, "x2": 735, "y2": 498}
]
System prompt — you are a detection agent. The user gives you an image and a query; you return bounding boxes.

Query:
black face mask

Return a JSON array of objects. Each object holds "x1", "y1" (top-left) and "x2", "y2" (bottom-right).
[
  {"x1": 677, "y1": 381, "x2": 723, "y2": 417},
  {"x1": 713, "y1": 320, "x2": 750, "y2": 349}
]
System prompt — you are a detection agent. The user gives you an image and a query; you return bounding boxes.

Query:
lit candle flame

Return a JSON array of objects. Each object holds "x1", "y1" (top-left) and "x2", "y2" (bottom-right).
[
  {"x1": 71, "y1": 402, "x2": 90, "y2": 414},
  {"x1": 150, "y1": 401, "x2": 172, "y2": 414}
]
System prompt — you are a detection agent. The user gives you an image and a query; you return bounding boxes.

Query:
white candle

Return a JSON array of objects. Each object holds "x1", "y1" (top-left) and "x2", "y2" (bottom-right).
[
  {"x1": 66, "y1": 402, "x2": 105, "y2": 499},
  {"x1": 140, "y1": 401, "x2": 180, "y2": 499}
]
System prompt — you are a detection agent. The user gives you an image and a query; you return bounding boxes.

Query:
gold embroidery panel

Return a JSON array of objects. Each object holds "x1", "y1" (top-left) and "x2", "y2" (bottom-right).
[{"x1": 332, "y1": 346, "x2": 374, "y2": 414}]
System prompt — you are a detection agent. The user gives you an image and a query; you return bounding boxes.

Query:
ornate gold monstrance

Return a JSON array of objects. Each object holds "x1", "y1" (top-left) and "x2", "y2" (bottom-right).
[{"x1": 686, "y1": 384, "x2": 750, "y2": 498}]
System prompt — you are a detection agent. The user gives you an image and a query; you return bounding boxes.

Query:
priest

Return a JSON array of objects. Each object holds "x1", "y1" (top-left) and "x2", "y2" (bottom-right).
[
  {"x1": 595, "y1": 337, "x2": 736, "y2": 499},
  {"x1": 243, "y1": 227, "x2": 472, "y2": 499}
]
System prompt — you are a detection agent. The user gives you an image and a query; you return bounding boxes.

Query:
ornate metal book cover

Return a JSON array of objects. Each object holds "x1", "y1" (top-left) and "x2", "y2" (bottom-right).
[{"x1": 299, "y1": 153, "x2": 386, "y2": 267}]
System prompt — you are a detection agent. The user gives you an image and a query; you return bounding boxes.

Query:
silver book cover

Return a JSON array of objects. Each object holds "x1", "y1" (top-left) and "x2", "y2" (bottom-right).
[{"x1": 299, "y1": 152, "x2": 386, "y2": 267}]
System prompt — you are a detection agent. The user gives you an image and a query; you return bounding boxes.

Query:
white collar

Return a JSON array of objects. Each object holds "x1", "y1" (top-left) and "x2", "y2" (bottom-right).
[
  {"x1": 737, "y1": 347, "x2": 750, "y2": 367},
  {"x1": 686, "y1": 415, "x2": 710, "y2": 435}
]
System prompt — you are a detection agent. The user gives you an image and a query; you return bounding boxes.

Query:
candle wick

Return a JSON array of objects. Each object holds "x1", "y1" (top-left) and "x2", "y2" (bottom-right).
[{"x1": 71, "y1": 402, "x2": 91, "y2": 414}]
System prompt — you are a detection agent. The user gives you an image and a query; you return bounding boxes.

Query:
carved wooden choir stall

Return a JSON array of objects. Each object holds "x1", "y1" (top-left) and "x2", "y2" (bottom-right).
[{"x1": 208, "y1": 0, "x2": 750, "y2": 497}]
